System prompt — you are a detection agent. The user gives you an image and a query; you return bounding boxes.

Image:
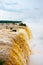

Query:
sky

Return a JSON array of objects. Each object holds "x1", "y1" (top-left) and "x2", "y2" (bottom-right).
[{"x1": 0, "y1": 0, "x2": 43, "y2": 21}]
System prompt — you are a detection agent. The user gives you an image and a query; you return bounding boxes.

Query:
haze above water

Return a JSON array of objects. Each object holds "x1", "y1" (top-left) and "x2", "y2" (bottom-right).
[{"x1": 25, "y1": 21, "x2": 43, "y2": 65}]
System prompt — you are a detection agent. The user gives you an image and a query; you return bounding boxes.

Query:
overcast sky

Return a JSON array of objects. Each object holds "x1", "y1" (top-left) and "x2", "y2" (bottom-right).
[{"x1": 0, "y1": 0, "x2": 43, "y2": 22}]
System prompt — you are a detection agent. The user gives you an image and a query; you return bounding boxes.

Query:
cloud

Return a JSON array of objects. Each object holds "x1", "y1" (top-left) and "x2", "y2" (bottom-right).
[
  {"x1": 0, "y1": 0, "x2": 18, "y2": 5},
  {"x1": 0, "y1": 0, "x2": 43, "y2": 21},
  {"x1": 0, "y1": 0, "x2": 31, "y2": 12},
  {"x1": 0, "y1": 0, "x2": 22, "y2": 12},
  {"x1": 34, "y1": 8, "x2": 39, "y2": 10},
  {"x1": 0, "y1": 10, "x2": 24, "y2": 21},
  {"x1": 4, "y1": 0, "x2": 18, "y2": 5}
]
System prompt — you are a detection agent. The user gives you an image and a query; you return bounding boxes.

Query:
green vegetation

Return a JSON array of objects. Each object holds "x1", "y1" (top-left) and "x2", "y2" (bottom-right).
[
  {"x1": 0, "y1": 20, "x2": 22, "y2": 23},
  {"x1": 0, "y1": 59, "x2": 5, "y2": 65},
  {"x1": 19, "y1": 23, "x2": 26, "y2": 26}
]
